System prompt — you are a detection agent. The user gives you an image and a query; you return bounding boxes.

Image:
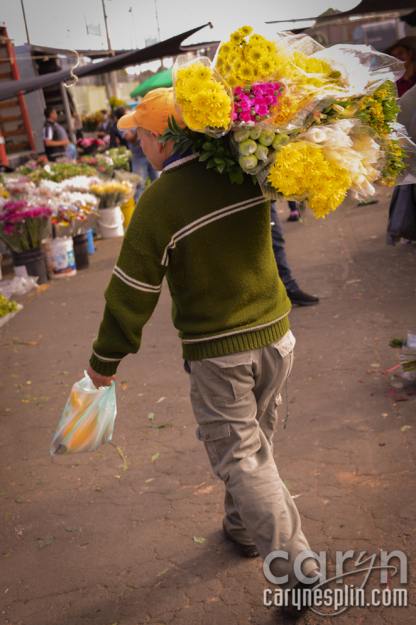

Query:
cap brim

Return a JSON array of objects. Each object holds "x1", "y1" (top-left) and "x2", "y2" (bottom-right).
[{"x1": 117, "y1": 111, "x2": 138, "y2": 130}]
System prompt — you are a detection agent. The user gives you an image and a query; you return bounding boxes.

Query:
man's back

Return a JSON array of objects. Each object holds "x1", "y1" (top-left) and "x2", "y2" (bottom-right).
[{"x1": 91, "y1": 153, "x2": 291, "y2": 368}]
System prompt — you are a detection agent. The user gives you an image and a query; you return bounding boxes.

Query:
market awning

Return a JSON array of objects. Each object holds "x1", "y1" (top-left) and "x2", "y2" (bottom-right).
[
  {"x1": 0, "y1": 23, "x2": 210, "y2": 102},
  {"x1": 266, "y1": 0, "x2": 415, "y2": 24},
  {"x1": 130, "y1": 68, "x2": 173, "y2": 99}
]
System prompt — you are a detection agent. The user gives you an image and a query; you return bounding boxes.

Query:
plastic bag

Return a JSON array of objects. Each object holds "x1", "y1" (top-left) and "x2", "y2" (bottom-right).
[
  {"x1": 0, "y1": 275, "x2": 39, "y2": 299},
  {"x1": 50, "y1": 373, "x2": 117, "y2": 455}
]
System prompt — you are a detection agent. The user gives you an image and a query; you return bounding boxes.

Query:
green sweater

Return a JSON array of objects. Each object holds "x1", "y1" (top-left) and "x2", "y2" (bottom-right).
[{"x1": 90, "y1": 153, "x2": 291, "y2": 376}]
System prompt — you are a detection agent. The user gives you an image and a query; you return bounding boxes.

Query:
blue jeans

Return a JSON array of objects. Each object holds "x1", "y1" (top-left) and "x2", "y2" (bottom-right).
[
  {"x1": 131, "y1": 156, "x2": 160, "y2": 202},
  {"x1": 270, "y1": 202, "x2": 299, "y2": 293}
]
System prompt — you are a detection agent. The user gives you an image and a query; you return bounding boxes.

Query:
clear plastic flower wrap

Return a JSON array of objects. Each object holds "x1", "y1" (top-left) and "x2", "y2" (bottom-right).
[{"x1": 172, "y1": 55, "x2": 233, "y2": 137}]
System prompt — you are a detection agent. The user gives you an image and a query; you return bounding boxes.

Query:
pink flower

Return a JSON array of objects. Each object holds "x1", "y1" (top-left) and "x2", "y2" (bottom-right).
[
  {"x1": 255, "y1": 103, "x2": 268, "y2": 117},
  {"x1": 241, "y1": 111, "x2": 251, "y2": 123}
]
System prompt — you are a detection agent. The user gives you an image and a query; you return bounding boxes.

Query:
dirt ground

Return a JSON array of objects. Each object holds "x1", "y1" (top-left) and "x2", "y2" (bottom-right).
[{"x1": 0, "y1": 192, "x2": 415, "y2": 625}]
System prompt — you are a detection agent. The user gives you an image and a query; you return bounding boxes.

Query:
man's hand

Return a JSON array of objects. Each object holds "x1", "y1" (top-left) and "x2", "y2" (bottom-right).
[{"x1": 87, "y1": 364, "x2": 115, "y2": 389}]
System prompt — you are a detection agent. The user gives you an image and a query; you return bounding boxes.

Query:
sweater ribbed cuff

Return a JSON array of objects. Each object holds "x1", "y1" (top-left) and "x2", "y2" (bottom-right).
[
  {"x1": 182, "y1": 314, "x2": 290, "y2": 361},
  {"x1": 89, "y1": 353, "x2": 121, "y2": 376}
]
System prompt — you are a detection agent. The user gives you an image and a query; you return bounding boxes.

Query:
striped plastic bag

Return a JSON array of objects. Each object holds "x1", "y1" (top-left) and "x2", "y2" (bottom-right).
[{"x1": 50, "y1": 373, "x2": 117, "y2": 455}]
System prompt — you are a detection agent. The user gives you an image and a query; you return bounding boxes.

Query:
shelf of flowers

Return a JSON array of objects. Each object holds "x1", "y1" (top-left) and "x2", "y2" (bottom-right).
[{"x1": 0, "y1": 148, "x2": 134, "y2": 287}]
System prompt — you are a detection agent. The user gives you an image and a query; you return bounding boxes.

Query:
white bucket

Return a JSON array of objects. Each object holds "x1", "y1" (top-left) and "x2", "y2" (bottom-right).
[
  {"x1": 43, "y1": 237, "x2": 76, "y2": 279},
  {"x1": 99, "y1": 207, "x2": 125, "y2": 239}
]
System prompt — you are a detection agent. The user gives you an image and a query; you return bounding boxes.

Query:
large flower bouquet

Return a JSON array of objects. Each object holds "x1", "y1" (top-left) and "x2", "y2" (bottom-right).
[
  {"x1": 161, "y1": 26, "x2": 416, "y2": 218},
  {"x1": 52, "y1": 204, "x2": 99, "y2": 237},
  {"x1": 0, "y1": 201, "x2": 52, "y2": 252}
]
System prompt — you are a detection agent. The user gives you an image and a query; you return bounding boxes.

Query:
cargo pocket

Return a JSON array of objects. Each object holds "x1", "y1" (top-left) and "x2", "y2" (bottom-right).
[
  {"x1": 196, "y1": 422, "x2": 235, "y2": 477},
  {"x1": 199, "y1": 352, "x2": 254, "y2": 407}
]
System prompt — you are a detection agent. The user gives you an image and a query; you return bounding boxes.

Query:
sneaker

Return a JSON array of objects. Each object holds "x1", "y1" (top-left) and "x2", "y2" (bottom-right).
[
  {"x1": 222, "y1": 519, "x2": 260, "y2": 558},
  {"x1": 287, "y1": 289, "x2": 319, "y2": 306},
  {"x1": 287, "y1": 211, "x2": 300, "y2": 222}
]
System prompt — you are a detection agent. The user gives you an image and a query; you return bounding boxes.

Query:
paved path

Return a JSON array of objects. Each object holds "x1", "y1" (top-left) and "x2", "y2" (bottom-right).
[{"x1": 1, "y1": 194, "x2": 415, "y2": 625}]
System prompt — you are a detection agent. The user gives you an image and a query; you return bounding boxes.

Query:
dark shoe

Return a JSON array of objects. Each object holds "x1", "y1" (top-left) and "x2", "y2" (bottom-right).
[
  {"x1": 287, "y1": 211, "x2": 300, "y2": 222},
  {"x1": 222, "y1": 519, "x2": 260, "y2": 558},
  {"x1": 282, "y1": 570, "x2": 323, "y2": 619},
  {"x1": 287, "y1": 289, "x2": 319, "y2": 306}
]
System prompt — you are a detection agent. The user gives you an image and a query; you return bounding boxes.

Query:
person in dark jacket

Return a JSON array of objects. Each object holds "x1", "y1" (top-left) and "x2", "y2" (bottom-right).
[{"x1": 42, "y1": 108, "x2": 69, "y2": 161}]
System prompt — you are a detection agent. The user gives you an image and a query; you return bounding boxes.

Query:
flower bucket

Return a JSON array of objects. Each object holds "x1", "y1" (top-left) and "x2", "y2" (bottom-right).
[
  {"x1": 120, "y1": 197, "x2": 135, "y2": 230},
  {"x1": 72, "y1": 234, "x2": 90, "y2": 270},
  {"x1": 11, "y1": 247, "x2": 48, "y2": 285},
  {"x1": 98, "y1": 207, "x2": 125, "y2": 239},
  {"x1": 43, "y1": 237, "x2": 76, "y2": 279}
]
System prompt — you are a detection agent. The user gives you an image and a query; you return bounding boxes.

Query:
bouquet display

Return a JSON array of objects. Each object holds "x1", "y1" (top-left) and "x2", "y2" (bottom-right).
[
  {"x1": 105, "y1": 147, "x2": 132, "y2": 171},
  {"x1": 0, "y1": 201, "x2": 52, "y2": 252},
  {"x1": 26, "y1": 162, "x2": 97, "y2": 184},
  {"x1": 162, "y1": 25, "x2": 416, "y2": 219},
  {"x1": 77, "y1": 137, "x2": 107, "y2": 156},
  {"x1": 81, "y1": 110, "x2": 104, "y2": 132},
  {"x1": 91, "y1": 181, "x2": 133, "y2": 209},
  {"x1": 52, "y1": 204, "x2": 99, "y2": 237}
]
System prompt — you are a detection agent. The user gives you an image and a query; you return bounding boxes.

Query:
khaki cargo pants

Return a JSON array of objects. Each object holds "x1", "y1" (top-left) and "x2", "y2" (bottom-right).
[{"x1": 186, "y1": 330, "x2": 315, "y2": 588}]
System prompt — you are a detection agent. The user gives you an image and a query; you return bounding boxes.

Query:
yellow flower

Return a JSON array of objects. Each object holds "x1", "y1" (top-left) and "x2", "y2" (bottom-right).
[
  {"x1": 220, "y1": 43, "x2": 232, "y2": 56},
  {"x1": 230, "y1": 30, "x2": 243, "y2": 45},
  {"x1": 268, "y1": 142, "x2": 351, "y2": 218},
  {"x1": 246, "y1": 45, "x2": 264, "y2": 64},
  {"x1": 259, "y1": 56, "x2": 275, "y2": 76},
  {"x1": 191, "y1": 63, "x2": 212, "y2": 82},
  {"x1": 239, "y1": 26, "x2": 253, "y2": 37},
  {"x1": 238, "y1": 61, "x2": 255, "y2": 81}
]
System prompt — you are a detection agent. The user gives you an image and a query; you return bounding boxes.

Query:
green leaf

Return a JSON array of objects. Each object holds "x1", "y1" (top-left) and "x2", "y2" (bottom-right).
[
  {"x1": 3, "y1": 552, "x2": 11, "y2": 557},
  {"x1": 199, "y1": 151, "x2": 212, "y2": 162},
  {"x1": 251, "y1": 175, "x2": 258, "y2": 185},
  {"x1": 150, "y1": 423, "x2": 173, "y2": 429},
  {"x1": 284, "y1": 480, "x2": 291, "y2": 490},
  {"x1": 179, "y1": 140, "x2": 193, "y2": 155},
  {"x1": 172, "y1": 116, "x2": 185, "y2": 134},
  {"x1": 127, "y1": 584, "x2": 140, "y2": 589},
  {"x1": 217, "y1": 162, "x2": 226, "y2": 174},
  {"x1": 167, "y1": 116, "x2": 174, "y2": 132},
  {"x1": 214, "y1": 157, "x2": 224, "y2": 165},
  {"x1": 229, "y1": 170, "x2": 239, "y2": 183},
  {"x1": 202, "y1": 142, "x2": 214, "y2": 150},
  {"x1": 151, "y1": 452, "x2": 160, "y2": 462},
  {"x1": 207, "y1": 158, "x2": 217, "y2": 169},
  {"x1": 80, "y1": 541, "x2": 90, "y2": 546},
  {"x1": 65, "y1": 526, "x2": 79, "y2": 532},
  {"x1": 170, "y1": 142, "x2": 182, "y2": 155},
  {"x1": 193, "y1": 536, "x2": 206, "y2": 544},
  {"x1": 148, "y1": 413, "x2": 154, "y2": 421},
  {"x1": 38, "y1": 537, "x2": 54, "y2": 549}
]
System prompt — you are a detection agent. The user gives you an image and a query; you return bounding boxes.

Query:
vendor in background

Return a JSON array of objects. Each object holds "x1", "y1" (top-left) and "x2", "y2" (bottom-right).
[
  {"x1": 97, "y1": 109, "x2": 111, "y2": 137},
  {"x1": 42, "y1": 107, "x2": 69, "y2": 161},
  {"x1": 109, "y1": 107, "x2": 129, "y2": 149},
  {"x1": 385, "y1": 37, "x2": 416, "y2": 97}
]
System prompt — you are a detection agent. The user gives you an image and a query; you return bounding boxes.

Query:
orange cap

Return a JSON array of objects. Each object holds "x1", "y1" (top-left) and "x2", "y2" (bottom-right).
[{"x1": 117, "y1": 88, "x2": 186, "y2": 135}]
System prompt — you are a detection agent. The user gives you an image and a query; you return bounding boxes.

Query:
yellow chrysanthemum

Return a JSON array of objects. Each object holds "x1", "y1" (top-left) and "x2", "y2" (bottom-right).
[
  {"x1": 259, "y1": 56, "x2": 275, "y2": 75},
  {"x1": 220, "y1": 43, "x2": 232, "y2": 56},
  {"x1": 238, "y1": 61, "x2": 255, "y2": 81},
  {"x1": 230, "y1": 30, "x2": 243, "y2": 45},
  {"x1": 268, "y1": 142, "x2": 351, "y2": 218},
  {"x1": 246, "y1": 45, "x2": 264, "y2": 64},
  {"x1": 239, "y1": 25, "x2": 253, "y2": 37},
  {"x1": 191, "y1": 63, "x2": 212, "y2": 82}
]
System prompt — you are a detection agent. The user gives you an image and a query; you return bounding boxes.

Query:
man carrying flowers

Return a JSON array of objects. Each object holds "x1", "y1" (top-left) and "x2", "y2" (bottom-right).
[{"x1": 86, "y1": 88, "x2": 319, "y2": 611}]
